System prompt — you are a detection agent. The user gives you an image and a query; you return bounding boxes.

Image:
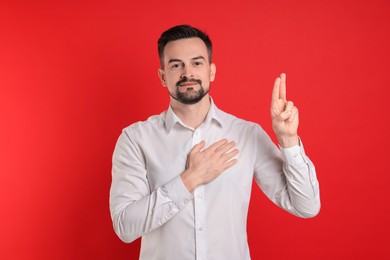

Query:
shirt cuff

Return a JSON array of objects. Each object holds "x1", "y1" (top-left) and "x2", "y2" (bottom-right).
[
  {"x1": 279, "y1": 138, "x2": 307, "y2": 166},
  {"x1": 161, "y1": 176, "x2": 193, "y2": 209}
]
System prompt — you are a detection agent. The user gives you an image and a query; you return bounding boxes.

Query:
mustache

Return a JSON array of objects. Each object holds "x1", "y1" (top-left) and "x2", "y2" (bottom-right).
[{"x1": 176, "y1": 77, "x2": 202, "y2": 87}]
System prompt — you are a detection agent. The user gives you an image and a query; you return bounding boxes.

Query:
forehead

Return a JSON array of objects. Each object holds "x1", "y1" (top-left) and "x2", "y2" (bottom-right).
[{"x1": 163, "y1": 37, "x2": 208, "y2": 62}]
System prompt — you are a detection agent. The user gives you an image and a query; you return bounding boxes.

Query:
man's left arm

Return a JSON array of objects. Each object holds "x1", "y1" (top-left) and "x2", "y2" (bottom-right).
[
  {"x1": 259, "y1": 73, "x2": 321, "y2": 217},
  {"x1": 253, "y1": 125, "x2": 320, "y2": 218}
]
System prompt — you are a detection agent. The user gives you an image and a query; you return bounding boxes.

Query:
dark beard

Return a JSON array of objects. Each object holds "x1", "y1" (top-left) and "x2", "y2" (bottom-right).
[
  {"x1": 170, "y1": 77, "x2": 209, "y2": 104},
  {"x1": 173, "y1": 86, "x2": 208, "y2": 104}
]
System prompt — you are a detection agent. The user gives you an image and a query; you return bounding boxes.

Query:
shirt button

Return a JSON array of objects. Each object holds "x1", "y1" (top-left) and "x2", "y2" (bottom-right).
[
  {"x1": 197, "y1": 193, "x2": 202, "y2": 199},
  {"x1": 198, "y1": 226, "x2": 203, "y2": 231},
  {"x1": 293, "y1": 153, "x2": 298, "y2": 158}
]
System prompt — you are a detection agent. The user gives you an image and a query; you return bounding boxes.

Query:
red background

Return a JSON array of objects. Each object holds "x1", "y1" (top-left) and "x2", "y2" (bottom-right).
[{"x1": 1, "y1": 0, "x2": 389, "y2": 259}]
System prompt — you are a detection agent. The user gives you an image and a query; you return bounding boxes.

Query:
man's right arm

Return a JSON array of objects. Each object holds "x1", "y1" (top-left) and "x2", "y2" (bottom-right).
[
  {"x1": 110, "y1": 131, "x2": 238, "y2": 243},
  {"x1": 109, "y1": 130, "x2": 193, "y2": 243}
]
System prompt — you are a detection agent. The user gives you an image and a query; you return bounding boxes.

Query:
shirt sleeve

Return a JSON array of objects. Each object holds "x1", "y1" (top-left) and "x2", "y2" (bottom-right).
[
  {"x1": 253, "y1": 126, "x2": 321, "y2": 218},
  {"x1": 109, "y1": 129, "x2": 193, "y2": 243}
]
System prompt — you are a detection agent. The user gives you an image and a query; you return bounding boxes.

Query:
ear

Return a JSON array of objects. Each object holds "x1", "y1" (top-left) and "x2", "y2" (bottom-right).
[
  {"x1": 210, "y1": 63, "x2": 216, "y2": 82},
  {"x1": 158, "y1": 69, "x2": 167, "y2": 86}
]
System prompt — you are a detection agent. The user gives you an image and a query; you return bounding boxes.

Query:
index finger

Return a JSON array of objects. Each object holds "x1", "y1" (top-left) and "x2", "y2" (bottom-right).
[
  {"x1": 279, "y1": 73, "x2": 287, "y2": 100},
  {"x1": 272, "y1": 76, "x2": 281, "y2": 101},
  {"x1": 206, "y1": 138, "x2": 229, "y2": 152}
]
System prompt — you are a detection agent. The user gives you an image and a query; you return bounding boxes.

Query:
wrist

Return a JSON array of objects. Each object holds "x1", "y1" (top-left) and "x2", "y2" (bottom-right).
[
  {"x1": 180, "y1": 169, "x2": 200, "y2": 193},
  {"x1": 277, "y1": 135, "x2": 299, "y2": 148}
]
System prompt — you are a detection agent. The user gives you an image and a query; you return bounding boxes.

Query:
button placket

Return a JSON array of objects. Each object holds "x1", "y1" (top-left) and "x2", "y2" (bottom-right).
[{"x1": 191, "y1": 127, "x2": 206, "y2": 259}]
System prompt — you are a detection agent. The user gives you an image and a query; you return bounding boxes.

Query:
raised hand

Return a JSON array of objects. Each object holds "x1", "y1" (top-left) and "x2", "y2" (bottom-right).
[
  {"x1": 271, "y1": 73, "x2": 299, "y2": 148},
  {"x1": 181, "y1": 139, "x2": 239, "y2": 192}
]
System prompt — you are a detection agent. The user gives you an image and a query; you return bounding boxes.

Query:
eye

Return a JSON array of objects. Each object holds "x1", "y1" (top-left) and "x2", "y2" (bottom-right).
[
  {"x1": 193, "y1": 61, "x2": 203, "y2": 66},
  {"x1": 171, "y1": 63, "x2": 183, "y2": 69}
]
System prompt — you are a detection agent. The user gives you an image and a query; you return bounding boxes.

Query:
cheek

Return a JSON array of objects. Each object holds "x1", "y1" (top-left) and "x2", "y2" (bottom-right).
[
  {"x1": 166, "y1": 72, "x2": 181, "y2": 81},
  {"x1": 166, "y1": 77, "x2": 180, "y2": 90},
  {"x1": 203, "y1": 73, "x2": 213, "y2": 84},
  {"x1": 168, "y1": 78, "x2": 179, "y2": 86}
]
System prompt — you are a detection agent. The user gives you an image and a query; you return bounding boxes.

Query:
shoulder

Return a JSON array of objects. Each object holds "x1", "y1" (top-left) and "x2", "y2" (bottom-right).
[
  {"x1": 219, "y1": 108, "x2": 264, "y2": 133},
  {"x1": 122, "y1": 111, "x2": 167, "y2": 138}
]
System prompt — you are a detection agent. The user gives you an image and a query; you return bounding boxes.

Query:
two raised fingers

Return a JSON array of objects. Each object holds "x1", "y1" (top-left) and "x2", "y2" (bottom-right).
[{"x1": 272, "y1": 73, "x2": 287, "y2": 102}]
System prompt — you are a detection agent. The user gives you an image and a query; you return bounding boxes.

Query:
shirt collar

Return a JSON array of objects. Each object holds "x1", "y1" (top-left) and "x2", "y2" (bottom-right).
[{"x1": 164, "y1": 97, "x2": 224, "y2": 133}]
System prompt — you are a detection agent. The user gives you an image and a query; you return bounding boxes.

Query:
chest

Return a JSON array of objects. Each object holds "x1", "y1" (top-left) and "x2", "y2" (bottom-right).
[{"x1": 139, "y1": 125, "x2": 256, "y2": 192}]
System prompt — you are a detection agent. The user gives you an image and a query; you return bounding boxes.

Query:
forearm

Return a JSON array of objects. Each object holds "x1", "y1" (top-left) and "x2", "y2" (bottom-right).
[
  {"x1": 280, "y1": 144, "x2": 321, "y2": 218},
  {"x1": 110, "y1": 175, "x2": 192, "y2": 243}
]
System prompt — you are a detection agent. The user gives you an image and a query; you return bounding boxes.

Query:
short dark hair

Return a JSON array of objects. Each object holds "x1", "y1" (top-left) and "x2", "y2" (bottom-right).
[{"x1": 157, "y1": 24, "x2": 212, "y2": 67}]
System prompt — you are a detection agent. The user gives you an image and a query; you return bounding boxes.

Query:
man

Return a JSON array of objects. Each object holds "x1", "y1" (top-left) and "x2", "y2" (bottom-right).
[{"x1": 110, "y1": 25, "x2": 320, "y2": 260}]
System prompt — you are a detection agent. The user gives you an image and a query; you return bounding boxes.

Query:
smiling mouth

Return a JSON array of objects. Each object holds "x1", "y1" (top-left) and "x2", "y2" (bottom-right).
[
  {"x1": 179, "y1": 82, "x2": 198, "y2": 87},
  {"x1": 176, "y1": 78, "x2": 202, "y2": 87}
]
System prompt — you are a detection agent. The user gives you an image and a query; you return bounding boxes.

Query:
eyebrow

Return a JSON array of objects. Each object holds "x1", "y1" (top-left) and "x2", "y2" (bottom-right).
[
  {"x1": 191, "y1": 56, "x2": 206, "y2": 61},
  {"x1": 167, "y1": 59, "x2": 181, "y2": 64},
  {"x1": 168, "y1": 56, "x2": 206, "y2": 64}
]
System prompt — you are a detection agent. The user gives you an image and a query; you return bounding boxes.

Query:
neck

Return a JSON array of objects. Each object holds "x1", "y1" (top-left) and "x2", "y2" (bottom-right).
[{"x1": 170, "y1": 95, "x2": 211, "y2": 129}]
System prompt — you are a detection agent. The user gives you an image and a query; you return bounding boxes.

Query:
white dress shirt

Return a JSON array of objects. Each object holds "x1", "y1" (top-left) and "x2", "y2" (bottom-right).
[{"x1": 110, "y1": 99, "x2": 320, "y2": 260}]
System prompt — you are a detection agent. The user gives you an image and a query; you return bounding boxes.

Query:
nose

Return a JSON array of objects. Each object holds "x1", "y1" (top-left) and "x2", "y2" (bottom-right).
[{"x1": 181, "y1": 66, "x2": 194, "y2": 79}]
